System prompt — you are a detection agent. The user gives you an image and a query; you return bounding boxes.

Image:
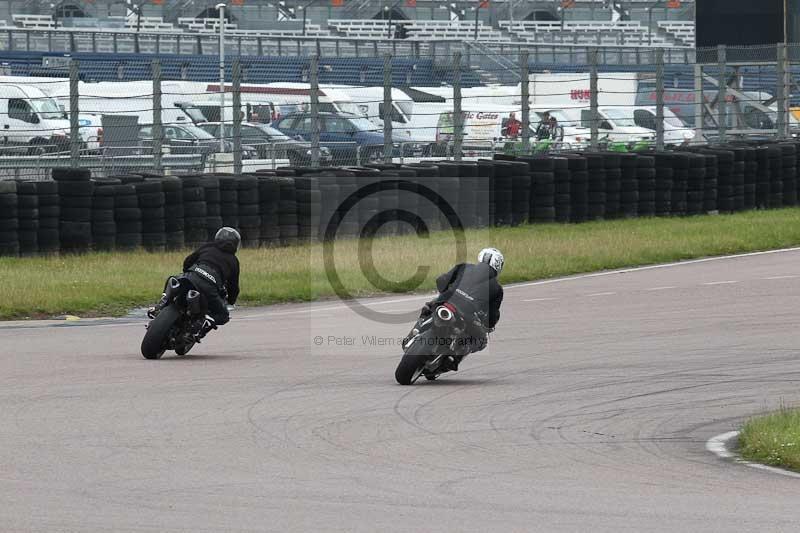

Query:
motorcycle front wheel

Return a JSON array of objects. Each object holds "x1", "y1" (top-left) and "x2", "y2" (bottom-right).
[{"x1": 395, "y1": 331, "x2": 435, "y2": 385}]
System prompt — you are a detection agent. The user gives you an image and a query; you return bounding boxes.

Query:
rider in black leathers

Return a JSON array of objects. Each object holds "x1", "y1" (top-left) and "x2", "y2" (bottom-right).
[
  {"x1": 149, "y1": 227, "x2": 241, "y2": 341},
  {"x1": 404, "y1": 248, "x2": 504, "y2": 371}
]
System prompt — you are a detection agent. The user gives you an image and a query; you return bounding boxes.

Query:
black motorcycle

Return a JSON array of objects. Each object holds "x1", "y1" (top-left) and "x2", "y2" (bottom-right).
[
  {"x1": 394, "y1": 303, "x2": 486, "y2": 385},
  {"x1": 141, "y1": 275, "x2": 209, "y2": 359}
]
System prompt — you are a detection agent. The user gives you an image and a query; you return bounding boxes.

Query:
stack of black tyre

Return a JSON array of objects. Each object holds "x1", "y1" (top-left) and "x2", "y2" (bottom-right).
[
  {"x1": 585, "y1": 154, "x2": 606, "y2": 221},
  {"x1": 566, "y1": 155, "x2": 588, "y2": 223},
  {"x1": 742, "y1": 146, "x2": 758, "y2": 209},
  {"x1": 457, "y1": 163, "x2": 479, "y2": 229},
  {"x1": 54, "y1": 168, "x2": 93, "y2": 253},
  {"x1": 405, "y1": 166, "x2": 429, "y2": 234},
  {"x1": 490, "y1": 161, "x2": 513, "y2": 227},
  {"x1": 348, "y1": 168, "x2": 375, "y2": 237},
  {"x1": 670, "y1": 152, "x2": 690, "y2": 216},
  {"x1": 410, "y1": 164, "x2": 445, "y2": 230},
  {"x1": 202, "y1": 176, "x2": 223, "y2": 241},
  {"x1": 35, "y1": 181, "x2": 59, "y2": 253},
  {"x1": 315, "y1": 171, "x2": 340, "y2": 240},
  {"x1": 653, "y1": 153, "x2": 674, "y2": 217},
  {"x1": 754, "y1": 147, "x2": 772, "y2": 208},
  {"x1": 256, "y1": 173, "x2": 281, "y2": 246},
  {"x1": 160, "y1": 177, "x2": 184, "y2": 250},
  {"x1": 113, "y1": 181, "x2": 141, "y2": 251},
  {"x1": 779, "y1": 143, "x2": 798, "y2": 206},
  {"x1": 767, "y1": 146, "x2": 784, "y2": 208},
  {"x1": 435, "y1": 164, "x2": 462, "y2": 230},
  {"x1": 475, "y1": 160, "x2": 494, "y2": 227},
  {"x1": 278, "y1": 177, "x2": 299, "y2": 246},
  {"x1": 0, "y1": 181, "x2": 18, "y2": 256},
  {"x1": 603, "y1": 153, "x2": 622, "y2": 219},
  {"x1": 619, "y1": 153, "x2": 639, "y2": 218},
  {"x1": 90, "y1": 179, "x2": 117, "y2": 251},
  {"x1": 16, "y1": 181, "x2": 39, "y2": 255},
  {"x1": 134, "y1": 180, "x2": 166, "y2": 252},
  {"x1": 376, "y1": 165, "x2": 404, "y2": 235},
  {"x1": 294, "y1": 175, "x2": 321, "y2": 242},
  {"x1": 527, "y1": 158, "x2": 555, "y2": 224},
  {"x1": 552, "y1": 157, "x2": 571, "y2": 223},
  {"x1": 219, "y1": 176, "x2": 239, "y2": 230},
  {"x1": 700, "y1": 152, "x2": 718, "y2": 213},
  {"x1": 728, "y1": 147, "x2": 747, "y2": 212},
  {"x1": 705, "y1": 149, "x2": 733, "y2": 213},
  {"x1": 636, "y1": 155, "x2": 656, "y2": 217},
  {"x1": 388, "y1": 167, "x2": 416, "y2": 235},
  {"x1": 507, "y1": 160, "x2": 531, "y2": 226},
  {"x1": 686, "y1": 154, "x2": 706, "y2": 215},
  {"x1": 338, "y1": 170, "x2": 363, "y2": 237},
  {"x1": 182, "y1": 176, "x2": 208, "y2": 248},
  {"x1": 237, "y1": 175, "x2": 261, "y2": 247}
]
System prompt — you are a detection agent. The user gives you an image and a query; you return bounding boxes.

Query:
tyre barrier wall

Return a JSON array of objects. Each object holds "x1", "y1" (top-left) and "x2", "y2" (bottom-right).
[{"x1": 0, "y1": 142, "x2": 798, "y2": 256}]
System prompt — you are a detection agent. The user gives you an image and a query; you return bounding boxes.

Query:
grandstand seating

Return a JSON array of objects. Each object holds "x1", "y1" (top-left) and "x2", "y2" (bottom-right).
[
  {"x1": 2, "y1": 9, "x2": 700, "y2": 48},
  {"x1": 12, "y1": 14, "x2": 55, "y2": 29},
  {"x1": 500, "y1": 20, "x2": 677, "y2": 47},
  {"x1": 658, "y1": 21, "x2": 695, "y2": 47},
  {"x1": 329, "y1": 19, "x2": 507, "y2": 41}
]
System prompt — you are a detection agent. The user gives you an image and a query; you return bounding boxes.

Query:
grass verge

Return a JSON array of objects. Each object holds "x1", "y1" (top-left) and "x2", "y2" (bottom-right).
[
  {"x1": 3, "y1": 208, "x2": 800, "y2": 319},
  {"x1": 739, "y1": 407, "x2": 800, "y2": 472}
]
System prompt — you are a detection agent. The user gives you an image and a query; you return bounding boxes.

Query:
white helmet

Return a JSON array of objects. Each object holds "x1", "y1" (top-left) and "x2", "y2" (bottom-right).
[{"x1": 478, "y1": 247, "x2": 504, "y2": 275}]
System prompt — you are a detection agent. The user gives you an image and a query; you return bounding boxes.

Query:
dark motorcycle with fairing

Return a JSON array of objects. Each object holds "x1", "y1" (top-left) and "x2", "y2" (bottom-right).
[
  {"x1": 141, "y1": 275, "x2": 210, "y2": 359},
  {"x1": 394, "y1": 302, "x2": 487, "y2": 385}
]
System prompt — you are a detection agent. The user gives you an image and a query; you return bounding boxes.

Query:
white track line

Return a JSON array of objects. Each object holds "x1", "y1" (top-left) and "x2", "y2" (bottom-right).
[
  {"x1": 8, "y1": 247, "x2": 800, "y2": 328},
  {"x1": 587, "y1": 292, "x2": 616, "y2": 297},
  {"x1": 522, "y1": 297, "x2": 557, "y2": 302},
  {"x1": 645, "y1": 286, "x2": 677, "y2": 291},
  {"x1": 510, "y1": 246, "x2": 800, "y2": 290},
  {"x1": 703, "y1": 281, "x2": 738, "y2": 286},
  {"x1": 764, "y1": 275, "x2": 799, "y2": 280},
  {"x1": 256, "y1": 247, "x2": 800, "y2": 318},
  {"x1": 706, "y1": 431, "x2": 800, "y2": 479}
]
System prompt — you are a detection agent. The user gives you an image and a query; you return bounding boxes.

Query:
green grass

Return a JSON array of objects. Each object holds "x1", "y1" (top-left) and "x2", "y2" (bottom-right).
[
  {"x1": 3, "y1": 208, "x2": 800, "y2": 319},
  {"x1": 739, "y1": 407, "x2": 800, "y2": 471}
]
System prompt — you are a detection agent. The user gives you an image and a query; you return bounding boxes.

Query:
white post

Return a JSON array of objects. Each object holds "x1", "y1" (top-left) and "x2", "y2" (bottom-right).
[{"x1": 217, "y1": 3, "x2": 227, "y2": 154}]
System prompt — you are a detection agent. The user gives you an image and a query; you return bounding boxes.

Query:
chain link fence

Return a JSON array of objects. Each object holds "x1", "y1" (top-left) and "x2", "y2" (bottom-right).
[{"x1": 0, "y1": 42, "x2": 796, "y2": 180}]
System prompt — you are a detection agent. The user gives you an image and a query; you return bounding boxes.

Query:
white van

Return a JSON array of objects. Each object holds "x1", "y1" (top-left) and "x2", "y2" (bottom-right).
[
  {"x1": 323, "y1": 85, "x2": 428, "y2": 143},
  {"x1": 0, "y1": 84, "x2": 72, "y2": 154},
  {"x1": 435, "y1": 105, "x2": 524, "y2": 155},
  {"x1": 533, "y1": 105, "x2": 654, "y2": 147}
]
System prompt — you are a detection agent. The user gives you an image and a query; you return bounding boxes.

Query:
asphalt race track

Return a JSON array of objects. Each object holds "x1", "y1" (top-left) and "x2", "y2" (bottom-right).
[{"x1": 3, "y1": 250, "x2": 800, "y2": 532}]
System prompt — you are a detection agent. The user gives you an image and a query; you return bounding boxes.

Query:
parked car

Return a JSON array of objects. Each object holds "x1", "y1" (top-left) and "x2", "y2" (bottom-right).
[
  {"x1": 633, "y1": 107, "x2": 696, "y2": 146},
  {"x1": 138, "y1": 124, "x2": 256, "y2": 158},
  {"x1": 198, "y1": 122, "x2": 332, "y2": 166},
  {"x1": 272, "y1": 112, "x2": 420, "y2": 165}
]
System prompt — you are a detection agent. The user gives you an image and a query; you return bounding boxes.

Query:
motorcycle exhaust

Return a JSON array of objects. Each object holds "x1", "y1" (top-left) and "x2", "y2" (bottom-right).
[
  {"x1": 436, "y1": 306, "x2": 454, "y2": 322},
  {"x1": 161, "y1": 276, "x2": 182, "y2": 303},
  {"x1": 186, "y1": 289, "x2": 203, "y2": 316}
]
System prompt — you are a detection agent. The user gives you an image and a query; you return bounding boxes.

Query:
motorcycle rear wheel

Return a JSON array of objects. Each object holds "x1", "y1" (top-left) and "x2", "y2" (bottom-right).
[
  {"x1": 395, "y1": 332, "x2": 434, "y2": 385},
  {"x1": 141, "y1": 305, "x2": 181, "y2": 360}
]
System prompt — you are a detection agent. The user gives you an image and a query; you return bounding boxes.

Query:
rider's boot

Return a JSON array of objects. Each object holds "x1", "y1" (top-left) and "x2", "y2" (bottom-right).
[
  {"x1": 193, "y1": 315, "x2": 218, "y2": 343},
  {"x1": 148, "y1": 277, "x2": 181, "y2": 319},
  {"x1": 147, "y1": 293, "x2": 168, "y2": 319}
]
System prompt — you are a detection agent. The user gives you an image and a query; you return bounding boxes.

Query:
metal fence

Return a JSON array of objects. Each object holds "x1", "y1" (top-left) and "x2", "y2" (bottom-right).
[{"x1": 0, "y1": 42, "x2": 796, "y2": 180}]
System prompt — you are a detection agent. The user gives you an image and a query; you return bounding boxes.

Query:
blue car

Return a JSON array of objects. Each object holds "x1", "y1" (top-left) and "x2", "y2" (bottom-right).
[{"x1": 273, "y1": 112, "x2": 417, "y2": 165}]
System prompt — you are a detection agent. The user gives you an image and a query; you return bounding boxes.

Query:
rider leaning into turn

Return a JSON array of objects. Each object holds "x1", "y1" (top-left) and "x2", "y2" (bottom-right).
[
  {"x1": 149, "y1": 227, "x2": 241, "y2": 342},
  {"x1": 405, "y1": 247, "x2": 505, "y2": 371}
]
